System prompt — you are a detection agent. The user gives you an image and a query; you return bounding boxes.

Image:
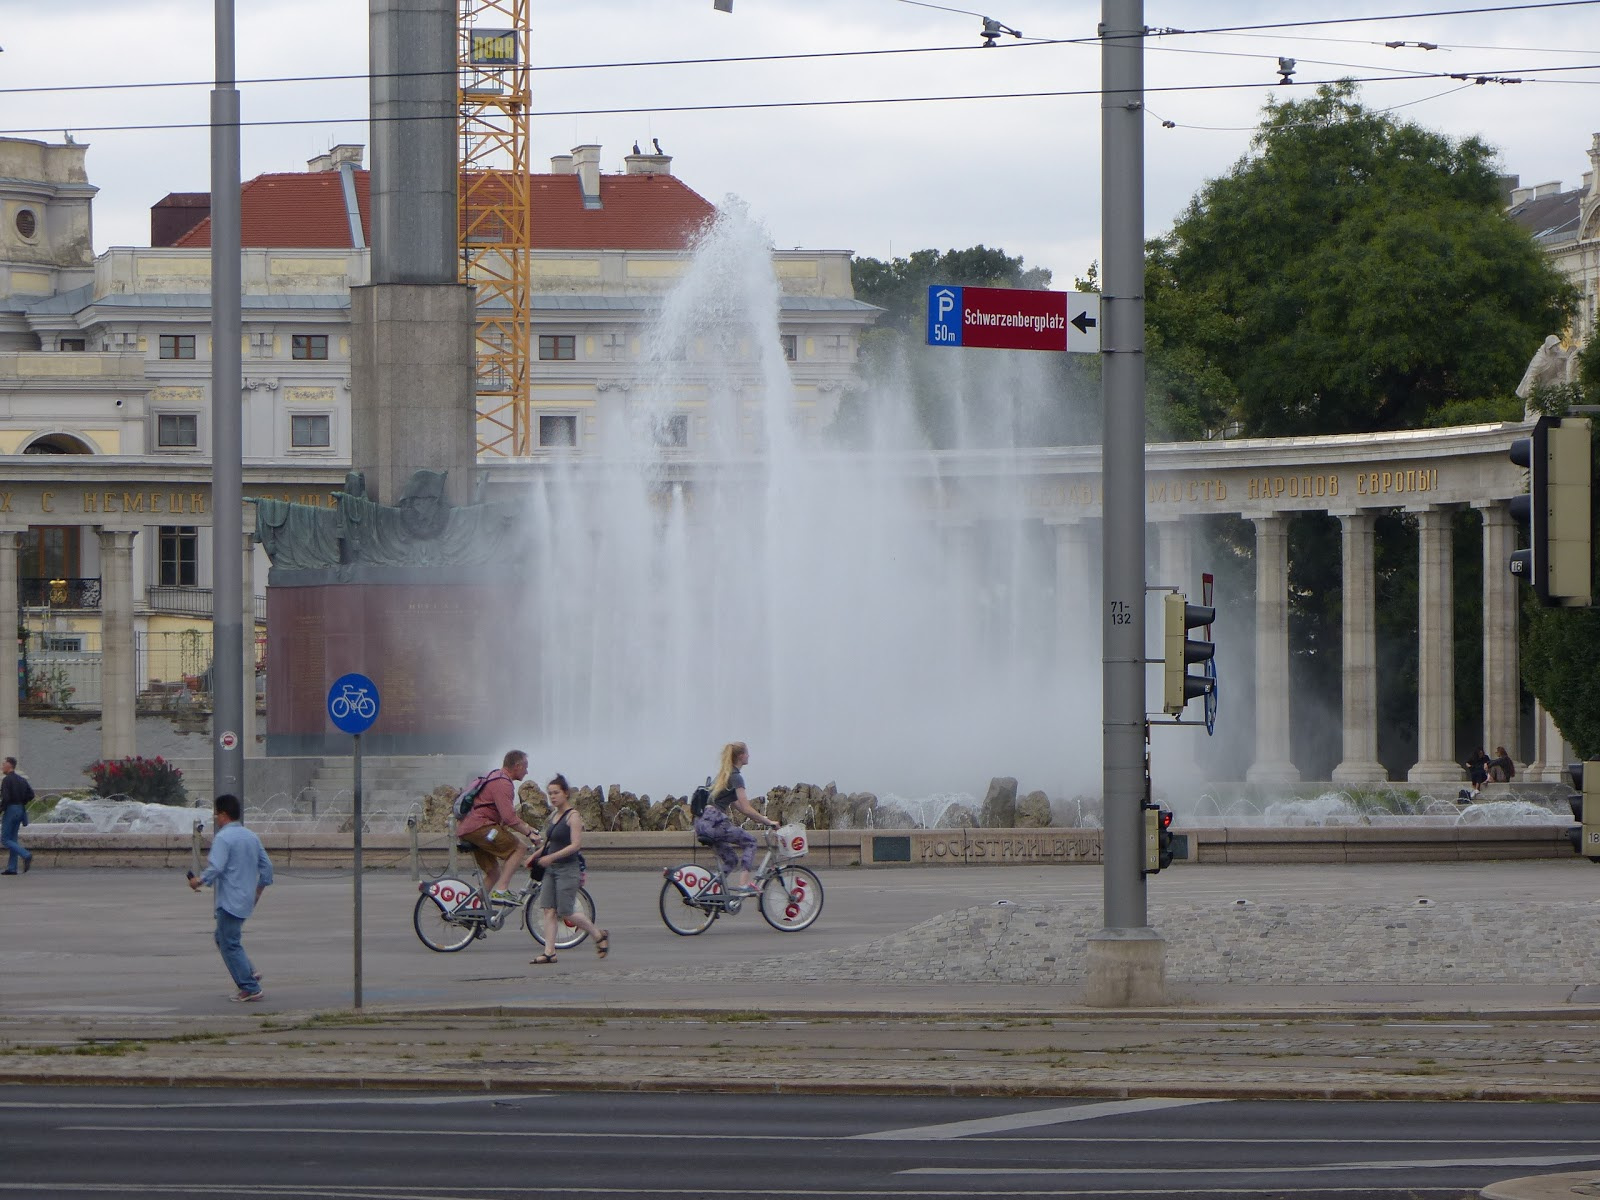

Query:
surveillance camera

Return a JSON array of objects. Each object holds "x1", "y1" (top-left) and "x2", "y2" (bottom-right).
[{"x1": 114, "y1": 398, "x2": 123, "y2": 407}]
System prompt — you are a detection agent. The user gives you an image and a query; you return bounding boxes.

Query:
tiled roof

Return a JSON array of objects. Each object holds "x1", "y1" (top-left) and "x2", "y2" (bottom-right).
[
  {"x1": 177, "y1": 171, "x2": 371, "y2": 249},
  {"x1": 177, "y1": 168, "x2": 715, "y2": 252}
]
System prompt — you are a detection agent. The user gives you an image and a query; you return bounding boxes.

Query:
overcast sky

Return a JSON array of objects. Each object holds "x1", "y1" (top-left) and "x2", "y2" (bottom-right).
[{"x1": 3, "y1": 1, "x2": 1594, "y2": 284}]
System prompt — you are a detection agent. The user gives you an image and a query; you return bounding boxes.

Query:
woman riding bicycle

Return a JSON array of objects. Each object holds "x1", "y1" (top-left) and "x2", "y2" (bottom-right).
[{"x1": 694, "y1": 741, "x2": 778, "y2": 897}]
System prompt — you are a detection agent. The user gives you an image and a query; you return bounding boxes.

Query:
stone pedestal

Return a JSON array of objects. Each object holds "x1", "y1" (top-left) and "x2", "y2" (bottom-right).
[
  {"x1": 349, "y1": 283, "x2": 477, "y2": 507},
  {"x1": 265, "y1": 578, "x2": 531, "y2": 756},
  {"x1": 1083, "y1": 927, "x2": 1166, "y2": 1007}
]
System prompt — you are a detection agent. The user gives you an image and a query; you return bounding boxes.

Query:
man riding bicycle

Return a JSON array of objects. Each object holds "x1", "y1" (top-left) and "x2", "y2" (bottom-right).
[
  {"x1": 694, "y1": 741, "x2": 778, "y2": 896},
  {"x1": 457, "y1": 749, "x2": 538, "y2": 903}
]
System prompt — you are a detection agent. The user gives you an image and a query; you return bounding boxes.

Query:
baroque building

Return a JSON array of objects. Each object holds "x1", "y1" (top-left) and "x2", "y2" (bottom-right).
[
  {"x1": 1505, "y1": 131, "x2": 1600, "y2": 343},
  {"x1": 0, "y1": 135, "x2": 876, "y2": 763}
]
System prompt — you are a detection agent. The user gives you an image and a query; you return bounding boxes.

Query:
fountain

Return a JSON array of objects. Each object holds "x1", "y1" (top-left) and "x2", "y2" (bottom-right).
[{"x1": 509, "y1": 202, "x2": 1099, "y2": 802}]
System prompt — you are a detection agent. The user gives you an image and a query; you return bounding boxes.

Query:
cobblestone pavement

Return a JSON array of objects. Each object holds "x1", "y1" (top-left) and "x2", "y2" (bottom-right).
[{"x1": 1, "y1": 862, "x2": 1597, "y2": 1104}]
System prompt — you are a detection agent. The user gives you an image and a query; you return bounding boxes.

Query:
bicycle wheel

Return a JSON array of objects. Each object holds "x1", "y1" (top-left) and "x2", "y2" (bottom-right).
[
  {"x1": 659, "y1": 880, "x2": 717, "y2": 936},
  {"x1": 414, "y1": 893, "x2": 480, "y2": 952},
  {"x1": 556, "y1": 887, "x2": 595, "y2": 951},
  {"x1": 760, "y1": 865, "x2": 824, "y2": 932}
]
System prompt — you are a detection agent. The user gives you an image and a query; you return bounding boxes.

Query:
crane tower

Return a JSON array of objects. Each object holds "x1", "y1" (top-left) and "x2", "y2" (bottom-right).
[{"x1": 458, "y1": 0, "x2": 533, "y2": 456}]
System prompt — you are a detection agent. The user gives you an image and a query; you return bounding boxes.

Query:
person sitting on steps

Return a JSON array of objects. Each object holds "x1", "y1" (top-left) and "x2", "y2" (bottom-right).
[
  {"x1": 693, "y1": 741, "x2": 778, "y2": 897},
  {"x1": 457, "y1": 749, "x2": 538, "y2": 904}
]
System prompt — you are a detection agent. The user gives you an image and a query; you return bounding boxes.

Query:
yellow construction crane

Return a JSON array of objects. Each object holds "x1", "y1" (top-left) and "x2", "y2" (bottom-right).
[{"x1": 458, "y1": 0, "x2": 533, "y2": 457}]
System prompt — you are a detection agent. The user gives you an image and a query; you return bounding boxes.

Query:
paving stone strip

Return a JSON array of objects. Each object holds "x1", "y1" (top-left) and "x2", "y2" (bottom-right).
[{"x1": 4, "y1": 1012, "x2": 1599, "y2": 1101}]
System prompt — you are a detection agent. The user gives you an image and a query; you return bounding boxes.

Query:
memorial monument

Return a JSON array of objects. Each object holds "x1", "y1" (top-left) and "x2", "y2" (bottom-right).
[{"x1": 256, "y1": 0, "x2": 514, "y2": 754}]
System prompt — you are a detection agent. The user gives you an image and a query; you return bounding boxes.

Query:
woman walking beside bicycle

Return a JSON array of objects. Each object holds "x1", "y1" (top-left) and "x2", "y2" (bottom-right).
[
  {"x1": 530, "y1": 774, "x2": 609, "y2": 965},
  {"x1": 696, "y1": 742, "x2": 778, "y2": 897}
]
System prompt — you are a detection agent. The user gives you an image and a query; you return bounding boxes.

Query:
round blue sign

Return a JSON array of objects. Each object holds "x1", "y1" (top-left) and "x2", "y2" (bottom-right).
[{"x1": 327, "y1": 672, "x2": 381, "y2": 735}]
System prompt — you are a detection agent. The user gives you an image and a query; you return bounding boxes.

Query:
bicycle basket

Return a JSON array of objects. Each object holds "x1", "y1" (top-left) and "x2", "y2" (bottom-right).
[{"x1": 774, "y1": 823, "x2": 809, "y2": 860}]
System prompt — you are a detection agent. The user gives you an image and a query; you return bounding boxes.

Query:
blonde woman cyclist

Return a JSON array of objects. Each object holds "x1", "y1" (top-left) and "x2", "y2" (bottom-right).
[{"x1": 693, "y1": 741, "x2": 777, "y2": 896}]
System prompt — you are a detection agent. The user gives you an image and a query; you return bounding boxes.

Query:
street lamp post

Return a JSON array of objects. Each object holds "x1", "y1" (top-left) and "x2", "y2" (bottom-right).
[{"x1": 211, "y1": 0, "x2": 244, "y2": 801}]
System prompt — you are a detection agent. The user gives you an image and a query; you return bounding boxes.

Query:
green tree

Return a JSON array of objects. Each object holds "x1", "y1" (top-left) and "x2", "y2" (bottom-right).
[
  {"x1": 1146, "y1": 81, "x2": 1575, "y2": 438},
  {"x1": 851, "y1": 245, "x2": 1052, "y2": 336}
]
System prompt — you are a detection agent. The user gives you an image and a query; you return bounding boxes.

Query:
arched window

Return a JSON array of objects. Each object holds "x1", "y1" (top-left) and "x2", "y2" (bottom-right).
[{"x1": 22, "y1": 433, "x2": 93, "y2": 455}]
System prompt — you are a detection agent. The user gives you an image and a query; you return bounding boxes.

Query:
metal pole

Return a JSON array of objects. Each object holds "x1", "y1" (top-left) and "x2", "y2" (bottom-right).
[
  {"x1": 353, "y1": 732, "x2": 364, "y2": 1009},
  {"x1": 210, "y1": 0, "x2": 245, "y2": 802},
  {"x1": 1100, "y1": 0, "x2": 1147, "y2": 931}
]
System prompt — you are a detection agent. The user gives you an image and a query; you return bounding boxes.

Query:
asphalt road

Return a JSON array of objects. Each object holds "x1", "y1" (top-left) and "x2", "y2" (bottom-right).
[{"x1": 5, "y1": 1087, "x2": 1600, "y2": 1198}]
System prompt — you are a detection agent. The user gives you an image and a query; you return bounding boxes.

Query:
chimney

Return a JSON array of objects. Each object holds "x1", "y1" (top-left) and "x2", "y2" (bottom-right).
[
  {"x1": 1533, "y1": 180, "x2": 1563, "y2": 200},
  {"x1": 150, "y1": 193, "x2": 211, "y2": 247},
  {"x1": 330, "y1": 144, "x2": 364, "y2": 169},
  {"x1": 550, "y1": 154, "x2": 574, "y2": 174},
  {"x1": 308, "y1": 151, "x2": 334, "y2": 173},
  {"x1": 624, "y1": 151, "x2": 673, "y2": 176},
  {"x1": 1509, "y1": 185, "x2": 1535, "y2": 207},
  {"x1": 570, "y1": 144, "x2": 602, "y2": 210}
]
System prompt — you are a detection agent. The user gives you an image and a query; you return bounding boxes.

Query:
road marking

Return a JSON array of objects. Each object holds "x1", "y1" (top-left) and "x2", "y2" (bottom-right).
[
  {"x1": 854, "y1": 1097, "x2": 1222, "y2": 1140},
  {"x1": 7, "y1": 1094, "x2": 553, "y2": 1111},
  {"x1": 902, "y1": 1152, "x2": 1600, "y2": 1175}
]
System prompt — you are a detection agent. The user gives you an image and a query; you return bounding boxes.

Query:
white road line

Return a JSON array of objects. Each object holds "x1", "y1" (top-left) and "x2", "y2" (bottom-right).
[
  {"x1": 853, "y1": 1097, "x2": 1223, "y2": 1140},
  {"x1": 3, "y1": 1094, "x2": 553, "y2": 1111},
  {"x1": 902, "y1": 1152, "x2": 1600, "y2": 1175},
  {"x1": 0, "y1": 1183, "x2": 1492, "y2": 1197}
]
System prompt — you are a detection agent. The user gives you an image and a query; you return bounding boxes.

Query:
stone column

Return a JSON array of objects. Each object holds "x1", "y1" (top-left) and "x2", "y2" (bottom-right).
[
  {"x1": 1331, "y1": 511, "x2": 1386, "y2": 786},
  {"x1": 1531, "y1": 702, "x2": 1570, "y2": 782},
  {"x1": 1408, "y1": 506, "x2": 1460, "y2": 785},
  {"x1": 1050, "y1": 519, "x2": 1099, "y2": 672},
  {"x1": 97, "y1": 529, "x2": 138, "y2": 761},
  {"x1": 1246, "y1": 515, "x2": 1299, "y2": 786},
  {"x1": 1477, "y1": 502, "x2": 1520, "y2": 759},
  {"x1": 242, "y1": 529, "x2": 259, "y2": 757},
  {"x1": 0, "y1": 530, "x2": 20, "y2": 758}
]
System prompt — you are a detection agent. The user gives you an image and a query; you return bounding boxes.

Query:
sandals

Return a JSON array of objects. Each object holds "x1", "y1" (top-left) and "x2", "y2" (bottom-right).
[
  {"x1": 595, "y1": 931, "x2": 610, "y2": 959},
  {"x1": 530, "y1": 954, "x2": 558, "y2": 965}
]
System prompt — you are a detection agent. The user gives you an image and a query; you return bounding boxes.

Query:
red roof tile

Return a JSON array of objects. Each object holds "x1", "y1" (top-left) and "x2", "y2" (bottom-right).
[
  {"x1": 177, "y1": 168, "x2": 714, "y2": 252},
  {"x1": 177, "y1": 171, "x2": 372, "y2": 249}
]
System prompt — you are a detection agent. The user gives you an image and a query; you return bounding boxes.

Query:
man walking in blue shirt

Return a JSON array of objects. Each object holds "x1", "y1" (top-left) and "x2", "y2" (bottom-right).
[{"x1": 187, "y1": 793, "x2": 273, "y2": 1002}]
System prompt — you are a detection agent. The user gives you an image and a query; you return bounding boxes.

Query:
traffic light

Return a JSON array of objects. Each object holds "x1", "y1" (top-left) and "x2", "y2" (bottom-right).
[
  {"x1": 1142, "y1": 802, "x2": 1176, "y2": 874},
  {"x1": 1564, "y1": 761, "x2": 1600, "y2": 864},
  {"x1": 1509, "y1": 416, "x2": 1592, "y2": 607},
  {"x1": 1163, "y1": 592, "x2": 1216, "y2": 716}
]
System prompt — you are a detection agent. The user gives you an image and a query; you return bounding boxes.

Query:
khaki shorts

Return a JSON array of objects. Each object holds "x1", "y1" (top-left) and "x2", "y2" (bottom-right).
[
  {"x1": 534, "y1": 859, "x2": 583, "y2": 915},
  {"x1": 462, "y1": 825, "x2": 521, "y2": 876}
]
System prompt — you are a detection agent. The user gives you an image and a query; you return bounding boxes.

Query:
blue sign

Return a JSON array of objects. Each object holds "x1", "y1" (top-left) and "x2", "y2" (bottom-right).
[
  {"x1": 327, "y1": 672, "x2": 380, "y2": 735},
  {"x1": 927, "y1": 285, "x2": 963, "y2": 347}
]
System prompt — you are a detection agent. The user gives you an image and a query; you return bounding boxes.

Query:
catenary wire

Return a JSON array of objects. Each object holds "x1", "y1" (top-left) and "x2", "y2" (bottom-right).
[
  {"x1": 5, "y1": 61, "x2": 1599, "y2": 139},
  {"x1": 1146, "y1": 81, "x2": 1481, "y2": 132}
]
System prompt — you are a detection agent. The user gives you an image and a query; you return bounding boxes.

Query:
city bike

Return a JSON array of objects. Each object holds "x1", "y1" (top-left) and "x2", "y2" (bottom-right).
[
  {"x1": 659, "y1": 824, "x2": 823, "y2": 936},
  {"x1": 415, "y1": 844, "x2": 596, "y2": 953}
]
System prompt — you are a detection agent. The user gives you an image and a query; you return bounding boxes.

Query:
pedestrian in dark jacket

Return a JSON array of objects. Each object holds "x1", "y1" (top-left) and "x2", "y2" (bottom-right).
[{"x1": 0, "y1": 756, "x2": 35, "y2": 875}]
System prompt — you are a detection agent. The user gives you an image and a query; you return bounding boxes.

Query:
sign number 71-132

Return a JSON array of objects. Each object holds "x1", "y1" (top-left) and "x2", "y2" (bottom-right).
[{"x1": 1108, "y1": 600, "x2": 1132, "y2": 626}]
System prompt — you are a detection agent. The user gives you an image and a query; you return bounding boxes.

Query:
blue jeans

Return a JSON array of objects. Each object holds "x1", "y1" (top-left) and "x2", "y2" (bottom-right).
[
  {"x1": 1, "y1": 806, "x2": 31, "y2": 872},
  {"x1": 213, "y1": 909, "x2": 259, "y2": 994}
]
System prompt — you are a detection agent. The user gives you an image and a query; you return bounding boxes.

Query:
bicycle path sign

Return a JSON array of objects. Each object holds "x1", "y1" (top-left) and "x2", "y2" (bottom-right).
[{"x1": 327, "y1": 672, "x2": 380, "y2": 735}]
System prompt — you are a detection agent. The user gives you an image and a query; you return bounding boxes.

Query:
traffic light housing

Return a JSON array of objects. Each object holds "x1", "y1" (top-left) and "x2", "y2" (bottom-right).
[
  {"x1": 1564, "y1": 761, "x2": 1600, "y2": 864},
  {"x1": 1142, "y1": 802, "x2": 1175, "y2": 874},
  {"x1": 1163, "y1": 592, "x2": 1216, "y2": 716},
  {"x1": 1509, "y1": 416, "x2": 1592, "y2": 607}
]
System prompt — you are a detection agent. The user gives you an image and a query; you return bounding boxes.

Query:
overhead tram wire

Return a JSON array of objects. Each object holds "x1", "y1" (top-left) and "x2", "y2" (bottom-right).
[
  {"x1": 5, "y1": 58, "x2": 1598, "y2": 141},
  {"x1": 1146, "y1": 81, "x2": 1481, "y2": 133},
  {"x1": 1, "y1": 13, "x2": 1590, "y2": 102},
  {"x1": 1151, "y1": 0, "x2": 1600, "y2": 38}
]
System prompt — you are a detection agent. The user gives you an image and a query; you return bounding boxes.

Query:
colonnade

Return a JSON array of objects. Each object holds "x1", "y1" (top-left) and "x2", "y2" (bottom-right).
[
  {"x1": 1044, "y1": 500, "x2": 1564, "y2": 786},
  {"x1": 0, "y1": 524, "x2": 260, "y2": 766}
]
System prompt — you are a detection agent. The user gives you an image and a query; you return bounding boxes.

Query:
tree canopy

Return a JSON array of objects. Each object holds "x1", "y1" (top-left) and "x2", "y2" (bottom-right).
[
  {"x1": 1145, "y1": 81, "x2": 1575, "y2": 438},
  {"x1": 851, "y1": 245, "x2": 1053, "y2": 336}
]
